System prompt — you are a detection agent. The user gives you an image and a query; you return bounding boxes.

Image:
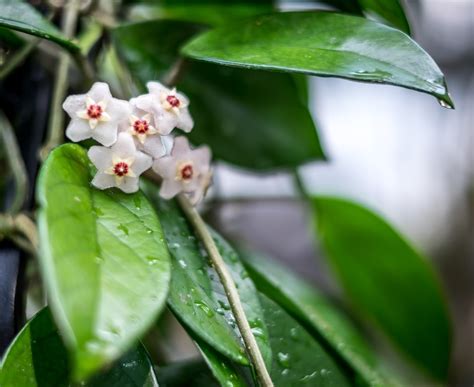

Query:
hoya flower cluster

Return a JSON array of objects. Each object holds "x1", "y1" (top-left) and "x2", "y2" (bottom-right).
[{"x1": 63, "y1": 82, "x2": 212, "y2": 204}]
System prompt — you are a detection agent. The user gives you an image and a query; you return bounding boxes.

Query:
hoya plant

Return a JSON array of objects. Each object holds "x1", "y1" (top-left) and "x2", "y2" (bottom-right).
[{"x1": 0, "y1": 0, "x2": 453, "y2": 386}]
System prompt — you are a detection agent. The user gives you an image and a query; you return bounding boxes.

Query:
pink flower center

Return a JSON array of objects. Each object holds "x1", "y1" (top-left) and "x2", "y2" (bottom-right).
[
  {"x1": 180, "y1": 164, "x2": 193, "y2": 180},
  {"x1": 114, "y1": 162, "x2": 129, "y2": 177},
  {"x1": 133, "y1": 119, "x2": 149, "y2": 134},
  {"x1": 87, "y1": 104, "x2": 103, "y2": 119},
  {"x1": 166, "y1": 95, "x2": 180, "y2": 108}
]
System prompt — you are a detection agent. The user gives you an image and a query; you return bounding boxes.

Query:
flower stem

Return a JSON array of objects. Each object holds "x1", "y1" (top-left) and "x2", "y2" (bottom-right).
[
  {"x1": 40, "y1": 0, "x2": 82, "y2": 161},
  {"x1": 177, "y1": 193, "x2": 274, "y2": 387},
  {"x1": 0, "y1": 111, "x2": 28, "y2": 214}
]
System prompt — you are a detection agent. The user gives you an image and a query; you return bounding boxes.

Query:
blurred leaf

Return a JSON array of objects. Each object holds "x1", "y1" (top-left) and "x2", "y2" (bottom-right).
[
  {"x1": 357, "y1": 0, "x2": 410, "y2": 34},
  {"x1": 243, "y1": 252, "x2": 402, "y2": 387},
  {"x1": 36, "y1": 144, "x2": 171, "y2": 380},
  {"x1": 113, "y1": 20, "x2": 326, "y2": 170},
  {"x1": 196, "y1": 340, "x2": 249, "y2": 387},
  {"x1": 312, "y1": 196, "x2": 452, "y2": 380},
  {"x1": 0, "y1": 308, "x2": 158, "y2": 387},
  {"x1": 182, "y1": 12, "x2": 453, "y2": 107},
  {"x1": 142, "y1": 183, "x2": 271, "y2": 367},
  {"x1": 0, "y1": 0, "x2": 79, "y2": 52},
  {"x1": 0, "y1": 26, "x2": 23, "y2": 48},
  {"x1": 319, "y1": 0, "x2": 410, "y2": 34},
  {"x1": 128, "y1": 4, "x2": 273, "y2": 27},
  {"x1": 260, "y1": 294, "x2": 352, "y2": 386}
]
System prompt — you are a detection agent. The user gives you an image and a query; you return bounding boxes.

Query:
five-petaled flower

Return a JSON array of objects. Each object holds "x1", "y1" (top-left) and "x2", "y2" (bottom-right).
[
  {"x1": 88, "y1": 132, "x2": 152, "y2": 193},
  {"x1": 120, "y1": 99, "x2": 166, "y2": 158},
  {"x1": 153, "y1": 136, "x2": 211, "y2": 204},
  {"x1": 63, "y1": 82, "x2": 130, "y2": 146},
  {"x1": 134, "y1": 81, "x2": 193, "y2": 135}
]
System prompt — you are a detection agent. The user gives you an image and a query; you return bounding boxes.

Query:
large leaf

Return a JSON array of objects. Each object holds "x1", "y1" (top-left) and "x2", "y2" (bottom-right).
[
  {"x1": 243, "y1": 252, "x2": 401, "y2": 387},
  {"x1": 0, "y1": 308, "x2": 158, "y2": 386},
  {"x1": 36, "y1": 144, "x2": 171, "y2": 379},
  {"x1": 142, "y1": 183, "x2": 271, "y2": 367},
  {"x1": 260, "y1": 294, "x2": 352, "y2": 386},
  {"x1": 0, "y1": 0, "x2": 79, "y2": 52},
  {"x1": 113, "y1": 20, "x2": 326, "y2": 170},
  {"x1": 128, "y1": 3, "x2": 273, "y2": 27},
  {"x1": 312, "y1": 196, "x2": 452, "y2": 380},
  {"x1": 182, "y1": 12, "x2": 453, "y2": 107}
]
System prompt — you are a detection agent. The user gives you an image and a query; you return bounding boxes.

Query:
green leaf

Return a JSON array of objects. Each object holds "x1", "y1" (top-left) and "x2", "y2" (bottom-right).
[
  {"x1": 357, "y1": 0, "x2": 410, "y2": 35},
  {"x1": 182, "y1": 12, "x2": 453, "y2": 107},
  {"x1": 128, "y1": 3, "x2": 273, "y2": 27},
  {"x1": 196, "y1": 340, "x2": 249, "y2": 387},
  {"x1": 113, "y1": 20, "x2": 326, "y2": 170},
  {"x1": 36, "y1": 144, "x2": 171, "y2": 380},
  {"x1": 243, "y1": 252, "x2": 402, "y2": 387},
  {"x1": 260, "y1": 293, "x2": 352, "y2": 386},
  {"x1": 319, "y1": 0, "x2": 410, "y2": 34},
  {"x1": 0, "y1": 308, "x2": 158, "y2": 387},
  {"x1": 312, "y1": 196, "x2": 452, "y2": 380},
  {"x1": 155, "y1": 359, "x2": 219, "y2": 387},
  {"x1": 0, "y1": 0, "x2": 79, "y2": 52},
  {"x1": 142, "y1": 183, "x2": 271, "y2": 367}
]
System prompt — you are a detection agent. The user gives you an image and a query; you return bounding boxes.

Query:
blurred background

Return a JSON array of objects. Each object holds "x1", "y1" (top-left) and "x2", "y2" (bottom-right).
[{"x1": 207, "y1": 1, "x2": 473, "y2": 385}]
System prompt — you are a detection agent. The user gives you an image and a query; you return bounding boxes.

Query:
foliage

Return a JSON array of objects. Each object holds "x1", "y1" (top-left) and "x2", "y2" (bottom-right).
[{"x1": 0, "y1": 1, "x2": 454, "y2": 386}]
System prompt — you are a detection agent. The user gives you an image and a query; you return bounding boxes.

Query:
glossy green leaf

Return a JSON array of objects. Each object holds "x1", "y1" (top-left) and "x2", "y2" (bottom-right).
[
  {"x1": 36, "y1": 144, "x2": 171, "y2": 379},
  {"x1": 142, "y1": 183, "x2": 271, "y2": 367},
  {"x1": 312, "y1": 196, "x2": 452, "y2": 380},
  {"x1": 0, "y1": 0, "x2": 79, "y2": 52},
  {"x1": 243, "y1": 252, "x2": 402, "y2": 387},
  {"x1": 113, "y1": 20, "x2": 326, "y2": 170},
  {"x1": 128, "y1": 4, "x2": 273, "y2": 27},
  {"x1": 196, "y1": 340, "x2": 249, "y2": 387},
  {"x1": 155, "y1": 359, "x2": 219, "y2": 387},
  {"x1": 260, "y1": 294, "x2": 352, "y2": 386},
  {"x1": 182, "y1": 12, "x2": 453, "y2": 107},
  {"x1": 0, "y1": 308, "x2": 158, "y2": 387}
]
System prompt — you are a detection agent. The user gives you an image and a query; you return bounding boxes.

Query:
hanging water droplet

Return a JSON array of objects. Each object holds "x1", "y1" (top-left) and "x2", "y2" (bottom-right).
[{"x1": 438, "y1": 98, "x2": 453, "y2": 109}]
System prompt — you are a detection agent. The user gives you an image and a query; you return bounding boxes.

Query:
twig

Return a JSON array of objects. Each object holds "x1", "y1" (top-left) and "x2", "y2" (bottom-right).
[
  {"x1": 177, "y1": 193, "x2": 274, "y2": 387},
  {"x1": 163, "y1": 58, "x2": 188, "y2": 87},
  {"x1": 40, "y1": 0, "x2": 82, "y2": 161},
  {"x1": 0, "y1": 111, "x2": 28, "y2": 214}
]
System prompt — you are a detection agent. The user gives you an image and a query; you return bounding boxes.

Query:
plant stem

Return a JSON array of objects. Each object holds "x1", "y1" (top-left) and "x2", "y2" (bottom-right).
[
  {"x1": 163, "y1": 58, "x2": 188, "y2": 87},
  {"x1": 177, "y1": 193, "x2": 274, "y2": 387},
  {"x1": 40, "y1": 0, "x2": 82, "y2": 161},
  {"x1": 0, "y1": 111, "x2": 28, "y2": 214},
  {"x1": 292, "y1": 168, "x2": 311, "y2": 201}
]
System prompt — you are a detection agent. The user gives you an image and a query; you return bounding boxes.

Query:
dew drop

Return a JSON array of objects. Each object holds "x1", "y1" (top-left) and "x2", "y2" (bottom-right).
[
  {"x1": 178, "y1": 259, "x2": 187, "y2": 268},
  {"x1": 194, "y1": 300, "x2": 214, "y2": 317},
  {"x1": 277, "y1": 352, "x2": 290, "y2": 368},
  {"x1": 117, "y1": 224, "x2": 129, "y2": 235},
  {"x1": 438, "y1": 98, "x2": 453, "y2": 109}
]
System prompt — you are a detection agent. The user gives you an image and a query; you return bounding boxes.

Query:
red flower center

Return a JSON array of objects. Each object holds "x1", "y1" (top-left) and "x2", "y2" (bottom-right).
[
  {"x1": 133, "y1": 119, "x2": 149, "y2": 134},
  {"x1": 180, "y1": 164, "x2": 193, "y2": 180},
  {"x1": 114, "y1": 162, "x2": 129, "y2": 177},
  {"x1": 166, "y1": 95, "x2": 180, "y2": 108},
  {"x1": 87, "y1": 104, "x2": 103, "y2": 119}
]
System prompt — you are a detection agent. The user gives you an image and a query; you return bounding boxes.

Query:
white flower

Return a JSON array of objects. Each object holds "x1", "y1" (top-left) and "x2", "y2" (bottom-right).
[
  {"x1": 88, "y1": 132, "x2": 152, "y2": 193},
  {"x1": 119, "y1": 99, "x2": 166, "y2": 158},
  {"x1": 134, "y1": 81, "x2": 193, "y2": 135},
  {"x1": 63, "y1": 82, "x2": 130, "y2": 146},
  {"x1": 153, "y1": 136, "x2": 211, "y2": 203}
]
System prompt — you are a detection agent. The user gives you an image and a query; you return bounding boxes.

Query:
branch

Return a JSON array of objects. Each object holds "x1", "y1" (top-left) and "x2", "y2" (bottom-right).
[
  {"x1": 40, "y1": 0, "x2": 82, "y2": 161},
  {"x1": 0, "y1": 111, "x2": 28, "y2": 214},
  {"x1": 177, "y1": 193, "x2": 274, "y2": 387}
]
